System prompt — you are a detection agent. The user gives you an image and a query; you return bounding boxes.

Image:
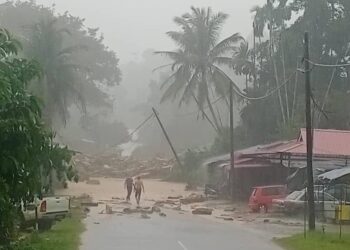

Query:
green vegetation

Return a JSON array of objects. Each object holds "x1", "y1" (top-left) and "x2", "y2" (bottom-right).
[
  {"x1": 8, "y1": 209, "x2": 84, "y2": 250},
  {"x1": 0, "y1": 1, "x2": 128, "y2": 150},
  {"x1": 0, "y1": 1, "x2": 124, "y2": 245},
  {"x1": 156, "y1": 1, "x2": 350, "y2": 153},
  {"x1": 0, "y1": 1, "x2": 121, "y2": 125},
  {"x1": 0, "y1": 28, "x2": 77, "y2": 244},
  {"x1": 238, "y1": 0, "x2": 350, "y2": 146},
  {"x1": 166, "y1": 149, "x2": 209, "y2": 185},
  {"x1": 156, "y1": 7, "x2": 243, "y2": 134},
  {"x1": 276, "y1": 232, "x2": 350, "y2": 250}
]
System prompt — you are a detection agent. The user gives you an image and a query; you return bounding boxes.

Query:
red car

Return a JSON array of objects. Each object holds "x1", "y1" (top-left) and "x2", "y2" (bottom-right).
[{"x1": 248, "y1": 185, "x2": 287, "y2": 212}]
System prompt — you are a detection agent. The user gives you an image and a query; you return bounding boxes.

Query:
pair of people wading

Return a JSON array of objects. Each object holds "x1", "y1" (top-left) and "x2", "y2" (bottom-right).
[{"x1": 124, "y1": 176, "x2": 145, "y2": 205}]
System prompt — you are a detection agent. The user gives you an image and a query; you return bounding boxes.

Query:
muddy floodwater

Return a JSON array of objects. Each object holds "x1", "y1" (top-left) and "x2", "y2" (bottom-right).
[
  {"x1": 57, "y1": 178, "x2": 191, "y2": 201},
  {"x1": 57, "y1": 178, "x2": 310, "y2": 250}
]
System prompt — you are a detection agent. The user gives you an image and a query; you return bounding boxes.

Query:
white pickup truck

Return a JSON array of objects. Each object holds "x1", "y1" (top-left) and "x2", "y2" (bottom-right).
[{"x1": 21, "y1": 195, "x2": 70, "y2": 230}]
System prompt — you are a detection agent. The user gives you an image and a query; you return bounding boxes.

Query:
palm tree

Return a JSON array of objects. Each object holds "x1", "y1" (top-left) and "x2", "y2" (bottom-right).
[
  {"x1": 233, "y1": 41, "x2": 254, "y2": 91},
  {"x1": 28, "y1": 18, "x2": 86, "y2": 125},
  {"x1": 251, "y1": 0, "x2": 292, "y2": 124},
  {"x1": 155, "y1": 7, "x2": 243, "y2": 133}
]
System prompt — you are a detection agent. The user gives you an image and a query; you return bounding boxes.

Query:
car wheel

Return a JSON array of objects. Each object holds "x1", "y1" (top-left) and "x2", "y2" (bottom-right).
[
  {"x1": 251, "y1": 207, "x2": 259, "y2": 213},
  {"x1": 38, "y1": 220, "x2": 53, "y2": 231},
  {"x1": 259, "y1": 204, "x2": 268, "y2": 213}
]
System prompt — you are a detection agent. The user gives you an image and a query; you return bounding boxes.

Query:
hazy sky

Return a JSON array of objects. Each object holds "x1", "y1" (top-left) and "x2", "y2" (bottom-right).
[{"x1": 36, "y1": 0, "x2": 265, "y2": 63}]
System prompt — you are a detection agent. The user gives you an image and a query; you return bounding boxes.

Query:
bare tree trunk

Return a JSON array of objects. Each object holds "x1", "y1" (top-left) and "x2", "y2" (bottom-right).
[
  {"x1": 259, "y1": 36, "x2": 263, "y2": 71},
  {"x1": 347, "y1": 68, "x2": 350, "y2": 91},
  {"x1": 245, "y1": 74, "x2": 248, "y2": 91},
  {"x1": 190, "y1": 90, "x2": 218, "y2": 133},
  {"x1": 281, "y1": 41, "x2": 290, "y2": 121},
  {"x1": 291, "y1": 61, "x2": 299, "y2": 121},
  {"x1": 253, "y1": 22, "x2": 257, "y2": 89},
  {"x1": 316, "y1": 65, "x2": 337, "y2": 128},
  {"x1": 270, "y1": 25, "x2": 286, "y2": 124},
  {"x1": 206, "y1": 93, "x2": 222, "y2": 134},
  {"x1": 317, "y1": 45, "x2": 350, "y2": 128},
  {"x1": 216, "y1": 106, "x2": 224, "y2": 129},
  {"x1": 272, "y1": 59, "x2": 286, "y2": 124},
  {"x1": 202, "y1": 69, "x2": 222, "y2": 133},
  {"x1": 209, "y1": 86, "x2": 224, "y2": 129}
]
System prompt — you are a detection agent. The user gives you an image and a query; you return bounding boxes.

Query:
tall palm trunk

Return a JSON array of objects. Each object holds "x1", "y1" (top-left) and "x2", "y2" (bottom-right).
[
  {"x1": 245, "y1": 74, "x2": 248, "y2": 90},
  {"x1": 272, "y1": 59, "x2": 286, "y2": 124},
  {"x1": 206, "y1": 93, "x2": 222, "y2": 134},
  {"x1": 281, "y1": 40, "x2": 290, "y2": 121},
  {"x1": 253, "y1": 22, "x2": 257, "y2": 89},
  {"x1": 201, "y1": 69, "x2": 222, "y2": 133},
  {"x1": 259, "y1": 36, "x2": 263, "y2": 70},
  {"x1": 269, "y1": 22, "x2": 286, "y2": 124},
  {"x1": 291, "y1": 61, "x2": 299, "y2": 121},
  {"x1": 317, "y1": 45, "x2": 350, "y2": 128},
  {"x1": 190, "y1": 89, "x2": 218, "y2": 133}
]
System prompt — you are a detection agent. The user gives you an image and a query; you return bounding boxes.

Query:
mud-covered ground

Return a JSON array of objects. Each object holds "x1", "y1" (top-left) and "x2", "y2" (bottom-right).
[{"x1": 58, "y1": 178, "x2": 309, "y2": 237}]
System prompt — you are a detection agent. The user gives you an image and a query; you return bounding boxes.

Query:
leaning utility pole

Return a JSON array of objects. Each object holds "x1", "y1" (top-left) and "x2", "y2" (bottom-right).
[
  {"x1": 152, "y1": 107, "x2": 183, "y2": 169},
  {"x1": 304, "y1": 32, "x2": 316, "y2": 231},
  {"x1": 229, "y1": 82, "x2": 235, "y2": 199}
]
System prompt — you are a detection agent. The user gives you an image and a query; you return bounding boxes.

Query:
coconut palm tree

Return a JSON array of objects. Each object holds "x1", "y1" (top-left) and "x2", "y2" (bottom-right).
[
  {"x1": 155, "y1": 7, "x2": 243, "y2": 133},
  {"x1": 251, "y1": 0, "x2": 292, "y2": 124},
  {"x1": 233, "y1": 41, "x2": 254, "y2": 91},
  {"x1": 28, "y1": 18, "x2": 86, "y2": 125}
]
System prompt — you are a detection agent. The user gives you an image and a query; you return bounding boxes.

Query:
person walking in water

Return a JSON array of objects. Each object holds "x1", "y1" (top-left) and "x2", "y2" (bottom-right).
[
  {"x1": 134, "y1": 176, "x2": 144, "y2": 206},
  {"x1": 124, "y1": 176, "x2": 133, "y2": 201}
]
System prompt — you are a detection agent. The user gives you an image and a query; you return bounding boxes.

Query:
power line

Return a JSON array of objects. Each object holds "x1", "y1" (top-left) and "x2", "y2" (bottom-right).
[
  {"x1": 311, "y1": 94, "x2": 329, "y2": 121},
  {"x1": 174, "y1": 96, "x2": 224, "y2": 117},
  {"x1": 128, "y1": 113, "x2": 155, "y2": 139},
  {"x1": 211, "y1": 65, "x2": 296, "y2": 101},
  {"x1": 175, "y1": 71, "x2": 296, "y2": 115},
  {"x1": 230, "y1": 71, "x2": 297, "y2": 101},
  {"x1": 108, "y1": 113, "x2": 155, "y2": 149},
  {"x1": 306, "y1": 59, "x2": 350, "y2": 68}
]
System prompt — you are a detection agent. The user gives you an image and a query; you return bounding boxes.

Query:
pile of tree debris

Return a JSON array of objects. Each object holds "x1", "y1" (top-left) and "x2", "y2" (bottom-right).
[{"x1": 74, "y1": 151, "x2": 174, "y2": 180}]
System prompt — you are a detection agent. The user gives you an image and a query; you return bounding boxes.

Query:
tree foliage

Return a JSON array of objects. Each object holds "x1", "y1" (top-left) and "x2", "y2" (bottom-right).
[
  {"x1": 236, "y1": 0, "x2": 350, "y2": 147},
  {"x1": 162, "y1": 2, "x2": 350, "y2": 152},
  {"x1": 0, "y1": 28, "x2": 76, "y2": 244},
  {"x1": 0, "y1": 1, "x2": 121, "y2": 125},
  {"x1": 156, "y1": 7, "x2": 243, "y2": 133}
]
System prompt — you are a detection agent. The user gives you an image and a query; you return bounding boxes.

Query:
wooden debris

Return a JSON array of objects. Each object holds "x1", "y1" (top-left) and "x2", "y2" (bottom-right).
[
  {"x1": 168, "y1": 195, "x2": 183, "y2": 199},
  {"x1": 192, "y1": 207, "x2": 213, "y2": 215},
  {"x1": 86, "y1": 179, "x2": 101, "y2": 185},
  {"x1": 81, "y1": 202, "x2": 98, "y2": 207},
  {"x1": 180, "y1": 194, "x2": 206, "y2": 204}
]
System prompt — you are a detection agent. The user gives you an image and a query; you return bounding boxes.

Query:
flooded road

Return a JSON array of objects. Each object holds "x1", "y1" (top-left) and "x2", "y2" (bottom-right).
[
  {"x1": 81, "y1": 207, "x2": 282, "y2": 250},
  {"x1": 60, "y1": 179, "x2": 295, "y2": 250}
]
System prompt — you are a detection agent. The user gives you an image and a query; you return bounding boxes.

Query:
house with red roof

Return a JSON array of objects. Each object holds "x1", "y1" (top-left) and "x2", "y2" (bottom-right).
[{"x1": 204, "y1": 129, "x2": 350, "y2": 198}]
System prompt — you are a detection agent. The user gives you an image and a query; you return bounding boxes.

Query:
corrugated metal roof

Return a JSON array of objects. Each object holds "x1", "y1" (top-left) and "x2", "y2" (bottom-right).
[
  {"x1": 278, "y1": 129, "x2": 350, "y2": 158},
  {"x1": 318, "y1": 167, "x2": 350, "y2": 181},
  {"x1": 239, "y1": 129, "x2": 350, "y2": 159},
  {"x1": 203, "y1": 128, "x2": 350, "y2": 168}
]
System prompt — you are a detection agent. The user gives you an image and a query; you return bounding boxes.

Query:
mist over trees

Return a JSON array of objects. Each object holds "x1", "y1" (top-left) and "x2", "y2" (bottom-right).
[
  {"x1": 0, "y1": 28, "x2": 77, "y2": 243},
  {"x1": 2, "y1": 0, "x2": 350, "y2": 243},
  {"x1": 1, "y1": 0, "x2": 349, "y2": 156},
  {"x1": 155, "y1": 7, "x2": 244, "y2": 134},
  {"x1": 0, "y1": 1, "x2": 126, "y2": 152},
  {"x1": 238, "y1": 0, "x2": 350, "y2": 146},
  {"x1": 149, "y1": 0, "x2": 350, "y2": 156}
]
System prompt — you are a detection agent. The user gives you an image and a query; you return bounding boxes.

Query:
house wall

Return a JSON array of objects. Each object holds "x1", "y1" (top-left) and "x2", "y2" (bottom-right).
[{"x1": 235, "y1": 165, "x2": 288, "y2": 199}]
